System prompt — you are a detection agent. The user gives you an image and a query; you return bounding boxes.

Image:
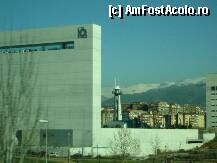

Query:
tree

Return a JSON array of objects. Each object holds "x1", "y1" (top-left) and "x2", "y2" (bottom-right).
[
  {"x1": 110, "y1": 128, "x2": 140, "y2": 162},
  {"x1": 151, "y1": 135, "x2": 161, "y2": 155},
  {"x1": 0, "y1": 51, "x2": 42, "y2": 163}
]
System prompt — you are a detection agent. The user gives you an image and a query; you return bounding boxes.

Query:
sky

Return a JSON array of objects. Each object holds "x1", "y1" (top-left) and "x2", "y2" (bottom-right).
[{"x1": 0, "y1": 0, "x2": 216, "y2": 87}]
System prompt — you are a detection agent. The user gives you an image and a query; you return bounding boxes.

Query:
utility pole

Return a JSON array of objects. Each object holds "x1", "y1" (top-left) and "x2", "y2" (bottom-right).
[
  {"x1": 68, "y1": 132, "x2": 70, "y2": 163},
  {"x1": 39, "y1": 119, "x2": 49, "y2": 163}
]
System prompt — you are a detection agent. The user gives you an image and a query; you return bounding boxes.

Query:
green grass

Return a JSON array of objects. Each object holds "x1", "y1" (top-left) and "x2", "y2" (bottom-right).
[
  {"x1": 14, "y1": 157, "x2": 147, "y2": 163},
  {"x1": 14, "y1": 157, "x2": 66, "y2": 163}
]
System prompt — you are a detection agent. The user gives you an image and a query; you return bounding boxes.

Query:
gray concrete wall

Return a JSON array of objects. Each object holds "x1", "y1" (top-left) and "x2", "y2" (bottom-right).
[
  {"x1": 0, "y1": 24, "x2": 101, "y2": 147},
  {"x1": 93, "y1": 128, "x2": 202, "y2": 156}
]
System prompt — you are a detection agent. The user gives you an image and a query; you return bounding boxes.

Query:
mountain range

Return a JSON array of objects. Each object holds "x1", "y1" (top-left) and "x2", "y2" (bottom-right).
[{"x1": 102, "y1": 77, "x2": 206, "y2": 107}]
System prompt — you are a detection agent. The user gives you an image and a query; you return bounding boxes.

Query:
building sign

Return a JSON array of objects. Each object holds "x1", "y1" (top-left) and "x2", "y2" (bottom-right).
[{"x1": 78, "y1": 27, "x2": 87, "y2": 38}]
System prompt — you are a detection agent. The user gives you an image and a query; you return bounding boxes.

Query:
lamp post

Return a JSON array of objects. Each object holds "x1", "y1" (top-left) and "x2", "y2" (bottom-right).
[
  {"x1": 67, "y1": 132, "x2": 70, "y2": 163},
  {"x1": 39, "y1": 119, "x2": 48, "y2": 163}
]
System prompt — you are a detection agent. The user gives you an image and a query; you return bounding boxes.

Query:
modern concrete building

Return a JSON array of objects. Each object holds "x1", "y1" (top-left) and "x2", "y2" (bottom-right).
[
  {"x1": 1, "y1": 24, "x2": 216, "y2": 156},
  {"x1": 206, "y1": 74, "x2": 217, "y2": 128},
  {"x1": 0, "y1": 24, "x2": 101, "y2": 147}
]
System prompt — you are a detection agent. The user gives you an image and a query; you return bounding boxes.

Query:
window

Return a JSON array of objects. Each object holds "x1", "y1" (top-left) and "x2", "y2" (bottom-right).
[
  {"x1": 0, "y1": 41, "x2": 74, "y2": 54},
  {"x1": 44, "y1": 43, "x2": 62, "y2": 50},
  {"x1": 63, "y1": 42, "x2": 74, "y2": 49},
  {"x1": 211, "y1": 86, "x2": 216, "y2": 91},
  {"x1": 186, "y1": 139, "x2": 203, "y2": 144}
]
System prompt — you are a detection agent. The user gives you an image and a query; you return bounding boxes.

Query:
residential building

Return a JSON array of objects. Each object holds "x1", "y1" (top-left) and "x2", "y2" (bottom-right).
[
  {"x1": 206, "y1": 74, "x2": 217, "y2": 128},
  {"x1": 101, "y1": 108, "x2": 114, "y2": 127}
]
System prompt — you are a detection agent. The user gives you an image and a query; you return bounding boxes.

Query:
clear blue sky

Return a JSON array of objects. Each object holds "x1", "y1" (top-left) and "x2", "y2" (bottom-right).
[{"x1": 0, "y1": 0, "x2": 216, "y2": 86}]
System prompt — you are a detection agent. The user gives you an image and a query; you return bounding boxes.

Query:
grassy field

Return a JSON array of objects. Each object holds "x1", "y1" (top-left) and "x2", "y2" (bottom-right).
[
  {"x1": 14, "y1": 157, "x2": 147, "y2": 163},
  {"x1": 14, "y1": 138, "x2": 217, "y2": 163}
]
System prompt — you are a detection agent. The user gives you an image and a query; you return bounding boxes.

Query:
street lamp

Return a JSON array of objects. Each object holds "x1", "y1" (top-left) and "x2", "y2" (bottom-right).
[
  {"x1": 67, "y1": 132, "x2": 71, "y2": 163},
  {"x1": 39, "y1": 119, "x2": 48, "y2": 163}
]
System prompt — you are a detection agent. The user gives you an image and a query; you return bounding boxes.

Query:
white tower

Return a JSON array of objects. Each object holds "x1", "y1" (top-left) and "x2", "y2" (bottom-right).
[{"x1": 112, "y1": 78, "x2": 122, "y2": 121}]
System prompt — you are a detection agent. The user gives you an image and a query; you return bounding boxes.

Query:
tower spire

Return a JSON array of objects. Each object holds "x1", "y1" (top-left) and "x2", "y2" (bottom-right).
[{"x1": 112, "y1": 77, "x2": 122, "y2": 121}]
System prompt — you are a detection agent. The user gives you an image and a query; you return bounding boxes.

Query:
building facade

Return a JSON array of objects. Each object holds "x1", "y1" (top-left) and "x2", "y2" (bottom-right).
[
  {"x1": 0, "y1": 24, "x2": 101, "y2": 147},
  {"x1": 206, "y1": 74, "x2": 217, "y2": 128},
  {"x1": 101, "y1": 108, "x2": 114, "y2": 127}
]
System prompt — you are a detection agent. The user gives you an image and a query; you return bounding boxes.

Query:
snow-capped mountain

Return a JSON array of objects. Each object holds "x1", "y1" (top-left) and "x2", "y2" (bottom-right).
[
  {"x1": 102, "y1": 77, "x2": 205, "y2": 99},
  {"x1": 102, "y1": 77, "x2": 206, "y2": 106}
]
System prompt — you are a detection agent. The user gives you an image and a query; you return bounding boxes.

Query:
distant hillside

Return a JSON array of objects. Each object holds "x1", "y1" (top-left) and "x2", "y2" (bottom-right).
[
  {"x1": 102, "y1": 96, "x2": 109, "y2": 102},
  {"x1": 102, "y1": 83, "x2": 206, "y2": 107}
]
